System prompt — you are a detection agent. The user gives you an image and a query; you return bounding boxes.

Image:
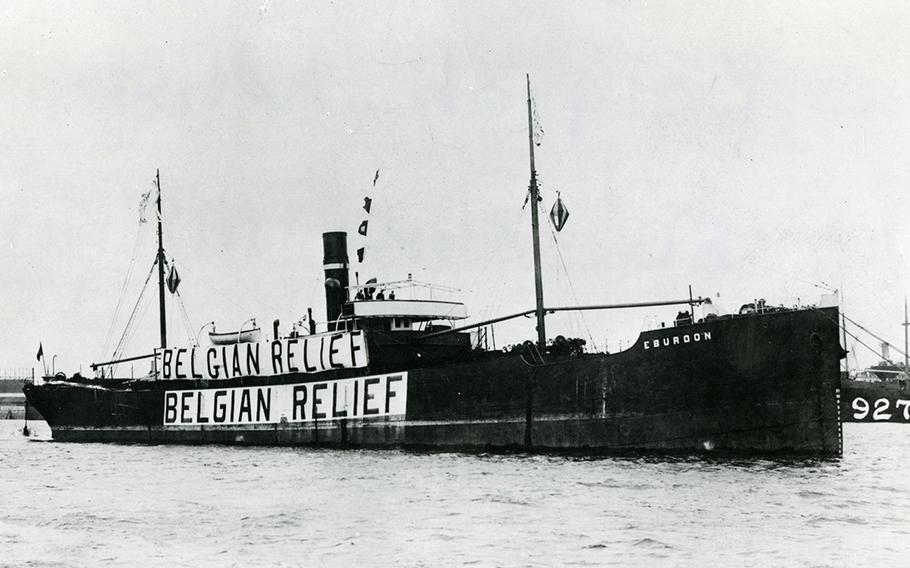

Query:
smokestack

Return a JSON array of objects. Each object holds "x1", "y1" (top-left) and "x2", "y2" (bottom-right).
[
  {"x1": 882, "y1": 341, "x2": 891, "y2": 362},
  {"x1": 322, "y1": 232, "x2": 349, "y2": 331}
]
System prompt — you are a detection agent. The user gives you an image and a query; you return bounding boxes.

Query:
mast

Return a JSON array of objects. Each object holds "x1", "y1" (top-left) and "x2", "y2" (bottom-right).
[
  {"x1": 841, "y1": 288, "x2": 848, "y2": 376},
  {"x1": 156, "y1": 169, "x2": 167, "y2": 349},
  {"x1": 904, "y1": 296, "x2": 908, "y2": 369},
  {"x1": 526, "y1": 74, "x2": 546, "y2": 348}
]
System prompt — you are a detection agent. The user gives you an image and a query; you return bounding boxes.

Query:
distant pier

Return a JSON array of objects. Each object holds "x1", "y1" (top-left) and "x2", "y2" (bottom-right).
[{"x1": 1, "y1": 369, "x2": 40, "y2": 420}]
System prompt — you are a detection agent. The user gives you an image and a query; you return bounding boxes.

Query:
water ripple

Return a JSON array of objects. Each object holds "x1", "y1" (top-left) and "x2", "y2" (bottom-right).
[{"x1": 2, "y1": 422, "x2": 910, "y2": 566}]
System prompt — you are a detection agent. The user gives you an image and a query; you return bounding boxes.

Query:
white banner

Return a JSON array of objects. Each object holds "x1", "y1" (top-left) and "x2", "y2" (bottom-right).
[
  {"x1": 156, "y1": 331, "x2": 368, "y2": 380},
  {"x1": 163, "y1": 372, "x2": 407, "y2": 426}
]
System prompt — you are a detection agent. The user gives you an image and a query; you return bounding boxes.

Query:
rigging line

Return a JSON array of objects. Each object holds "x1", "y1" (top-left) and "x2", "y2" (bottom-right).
[
  {"x1": 743, "y1": 258, "x2": 837, "y2": 293},
  {"x1": 114, "y1": 288, "x2": 152, "y2": 369},
  {"x1": 812, "y1": 308, "x2": 890, "y2": 363},
  {"x1": 842, "y1": 313, "x2": 906, "y2": 359},
  {"x1": 111, "y1": 261, "x2": 154, "y2": 363},
  {"x1": 174, "y1": 290, "x2": 196, "y2": 346},
  {"x1": 116, "y1": 288, "x2": 160, "y2": 377},
  {"x1": 842, "y1": 325, "x2": 888, "y2": 362},
  {"x1": 544, "y1": 204, "x2": 597, "y2": 352},
  {"x1": 156, "y1": 212, "x2": 285, "y2": 316},
  {"x1": 167, "y1": 262, "x2": 258, "y2": 316},
  {"x1": 113, "y1": 287, "x2": 155, "y2": 376},
  {"x1": 101, "y1": 219, "x2": 150, "y2": 357},
  {"x1": 111, "y1": 258, "x2": 158, "y2": 363},
  {"x1": 161, "y1": 257, "x2": 190, "y2": 345}
]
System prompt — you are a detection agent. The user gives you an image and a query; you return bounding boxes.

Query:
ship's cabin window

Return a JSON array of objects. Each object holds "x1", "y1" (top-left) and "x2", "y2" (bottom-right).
[{"x1": 391, "y1": 318, "x2": 412, "y2": 331}]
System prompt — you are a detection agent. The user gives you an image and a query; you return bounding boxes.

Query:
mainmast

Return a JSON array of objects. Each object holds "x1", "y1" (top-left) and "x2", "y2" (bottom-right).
[
  {"x1": 526, "y1": 75, "x2": 546, "y2": 348},
  {"x1": 156, "y1": 169, "x2": 167, "y2": 349}
]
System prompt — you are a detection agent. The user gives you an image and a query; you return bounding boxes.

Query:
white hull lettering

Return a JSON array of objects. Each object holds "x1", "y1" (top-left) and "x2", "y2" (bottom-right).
[
  {"x1": 852, "y1": 396, "x2": 910, "y2": 421},
  {"x1": 643, "y1": 330, "x2": 713, "y2": 350}
]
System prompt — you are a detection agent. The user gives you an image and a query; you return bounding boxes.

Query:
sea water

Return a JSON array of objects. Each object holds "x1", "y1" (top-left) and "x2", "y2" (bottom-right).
[{"x1": 0, "y1": 421, "x2": 907, "y2": 567}]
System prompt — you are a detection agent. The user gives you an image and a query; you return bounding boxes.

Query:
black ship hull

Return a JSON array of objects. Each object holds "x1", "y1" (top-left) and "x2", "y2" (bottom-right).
[{"x1": 25, "y1": 307, "x2": 844, "y2": 455}]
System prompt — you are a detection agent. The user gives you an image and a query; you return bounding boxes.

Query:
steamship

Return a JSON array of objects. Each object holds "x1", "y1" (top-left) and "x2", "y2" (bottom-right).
[
  {"x1": 841, "y1": 305, "x2": 910, "y2": 424},
  {"x1": 24, "y1": 79, "x2": 844, "y2": 455}
]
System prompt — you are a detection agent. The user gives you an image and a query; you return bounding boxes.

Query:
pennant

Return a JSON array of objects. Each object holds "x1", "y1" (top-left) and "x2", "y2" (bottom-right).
[
  {"x1": 357, "y1": 247, "x2": 365, "y2": 263},
  {"x1": 364, "y1": 277, "x2": 377, "y2": 296},
  {"x1": 550, "y1": 196, "x2": 569, "y2": 232},
  {"x1": 36, "y1": 342, "x2": 43, "y2": 362},
  {"x1": 358, "y1": 220, "x2": 369, "y2": 236},
  {"x1": 531, "y1": 93, "x2": 544, "y2": 147},
  {"x1": 373, "y1": 169, "x2": 380, "y2": 186},
  {"x1": 167, "y1": 264, "x2": 181, "y2": 294},
  {"x1": 139, "y1": 191, "x2": 151, "y2": 224},
  {"x1": 363, "y1": 197, "x2": 372, "y2": 214}
]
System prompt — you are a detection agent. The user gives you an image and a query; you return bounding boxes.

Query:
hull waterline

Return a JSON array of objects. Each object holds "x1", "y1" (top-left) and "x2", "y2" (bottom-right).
[{"x1": 25, "y1": 307, "x2": 844, "y2": 456}]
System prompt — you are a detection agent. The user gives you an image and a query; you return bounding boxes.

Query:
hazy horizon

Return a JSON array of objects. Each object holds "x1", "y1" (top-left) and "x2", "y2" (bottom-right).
[{"x1": 2, "y1": 1, "x2": 908, "y2": 374}]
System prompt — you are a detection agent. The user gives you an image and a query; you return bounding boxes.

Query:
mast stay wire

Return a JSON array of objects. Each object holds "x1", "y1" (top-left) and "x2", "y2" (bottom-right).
[
  {"x1": 118, "y1": 284, "x2": 156, "y2": 376},
  {"x1": 744, "y1": 258, "x2": 838, "y2": 295},
  {"x1": 838, "y1": 316, "x2": 890, "y2": 363},
  {"x1": 101, "y1": 201, "x2": 152, "y2": 360},
  {"x1": 174, "y1": 290, "x2": 196, "y2": 347},
  {"x1": 109, "y1": 257, "x2": 158, "y2": 374},
  {"x1": 842, "y1": 312, "x2": 906, "y2": 360},
  {"x1": 541, "y1": 196, "x2": 597, "y2": 352},
  {"x1": 159, "y1": 257, "x2": 197, "y2": 346}
]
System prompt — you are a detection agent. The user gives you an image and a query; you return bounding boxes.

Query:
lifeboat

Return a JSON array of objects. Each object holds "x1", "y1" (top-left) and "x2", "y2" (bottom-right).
[{"x1": 208, "y1": 328, "x2": 261, "y2": 345}]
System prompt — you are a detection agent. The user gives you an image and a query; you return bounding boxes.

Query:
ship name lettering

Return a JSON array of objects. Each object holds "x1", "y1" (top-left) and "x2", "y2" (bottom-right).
[{"x1": 643, "y1": 330, "x2": 712, "y2": 350}]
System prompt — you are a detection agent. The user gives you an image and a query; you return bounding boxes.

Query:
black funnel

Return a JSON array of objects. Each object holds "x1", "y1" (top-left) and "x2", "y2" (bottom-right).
[{"x1": 322, "y1": 232, "x2": 349, "y2": 331}]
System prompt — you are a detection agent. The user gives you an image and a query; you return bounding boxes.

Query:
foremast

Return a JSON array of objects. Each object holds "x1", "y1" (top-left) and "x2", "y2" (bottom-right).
[
  {"x1": 526, "y1": 75, "x2": 546, "y2": 348},
  {"x1": 156, "y1": 169, "x2": 167, "y2": 349}
]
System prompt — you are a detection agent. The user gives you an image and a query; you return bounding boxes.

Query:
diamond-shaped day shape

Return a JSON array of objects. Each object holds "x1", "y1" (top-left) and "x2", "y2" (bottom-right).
[
  {"x1": 167, "y1": 264, "x2": 181, "y2": 294},
  {"x1": 550, "y1": 197, "x2": 570, "y2": 232}
]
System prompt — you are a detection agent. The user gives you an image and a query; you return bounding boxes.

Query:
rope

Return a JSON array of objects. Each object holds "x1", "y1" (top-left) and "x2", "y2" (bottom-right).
[
  {"x1": 842, "y1": 325, "x2": 888, "y2": 362},
  {"x1": 812, "y1": 308, "x2": 894, "y2": 363},
  {"x1": 742, "y1": 259, "x2": 837, "y2": 294},
  {"x1": 111, "y1": 258, "x2": 157, "y2": 365},
  {"x1": 842, "y1": 313, "x2": 906, "y2": 360},
  {"x1": 118, "y1": 286, "x2": 156, "y2": 375},
  {"x1": 159, "y1": 257, "x2": 195, "y2": 346},
  {"x1": 175, "y1": 290, "x2": 196, "y2": 346},
  {"x1": 101, "y1": 215, "x2": 150, "y2": 359},
  {"x1": 543, "y1": 202, "x2": 597, "y2": 351}
]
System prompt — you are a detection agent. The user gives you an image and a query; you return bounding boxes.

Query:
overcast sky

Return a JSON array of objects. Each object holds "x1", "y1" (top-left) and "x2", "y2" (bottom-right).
[{"x1": 2, "y1": 1, "x2": 908, "y2": 374}]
